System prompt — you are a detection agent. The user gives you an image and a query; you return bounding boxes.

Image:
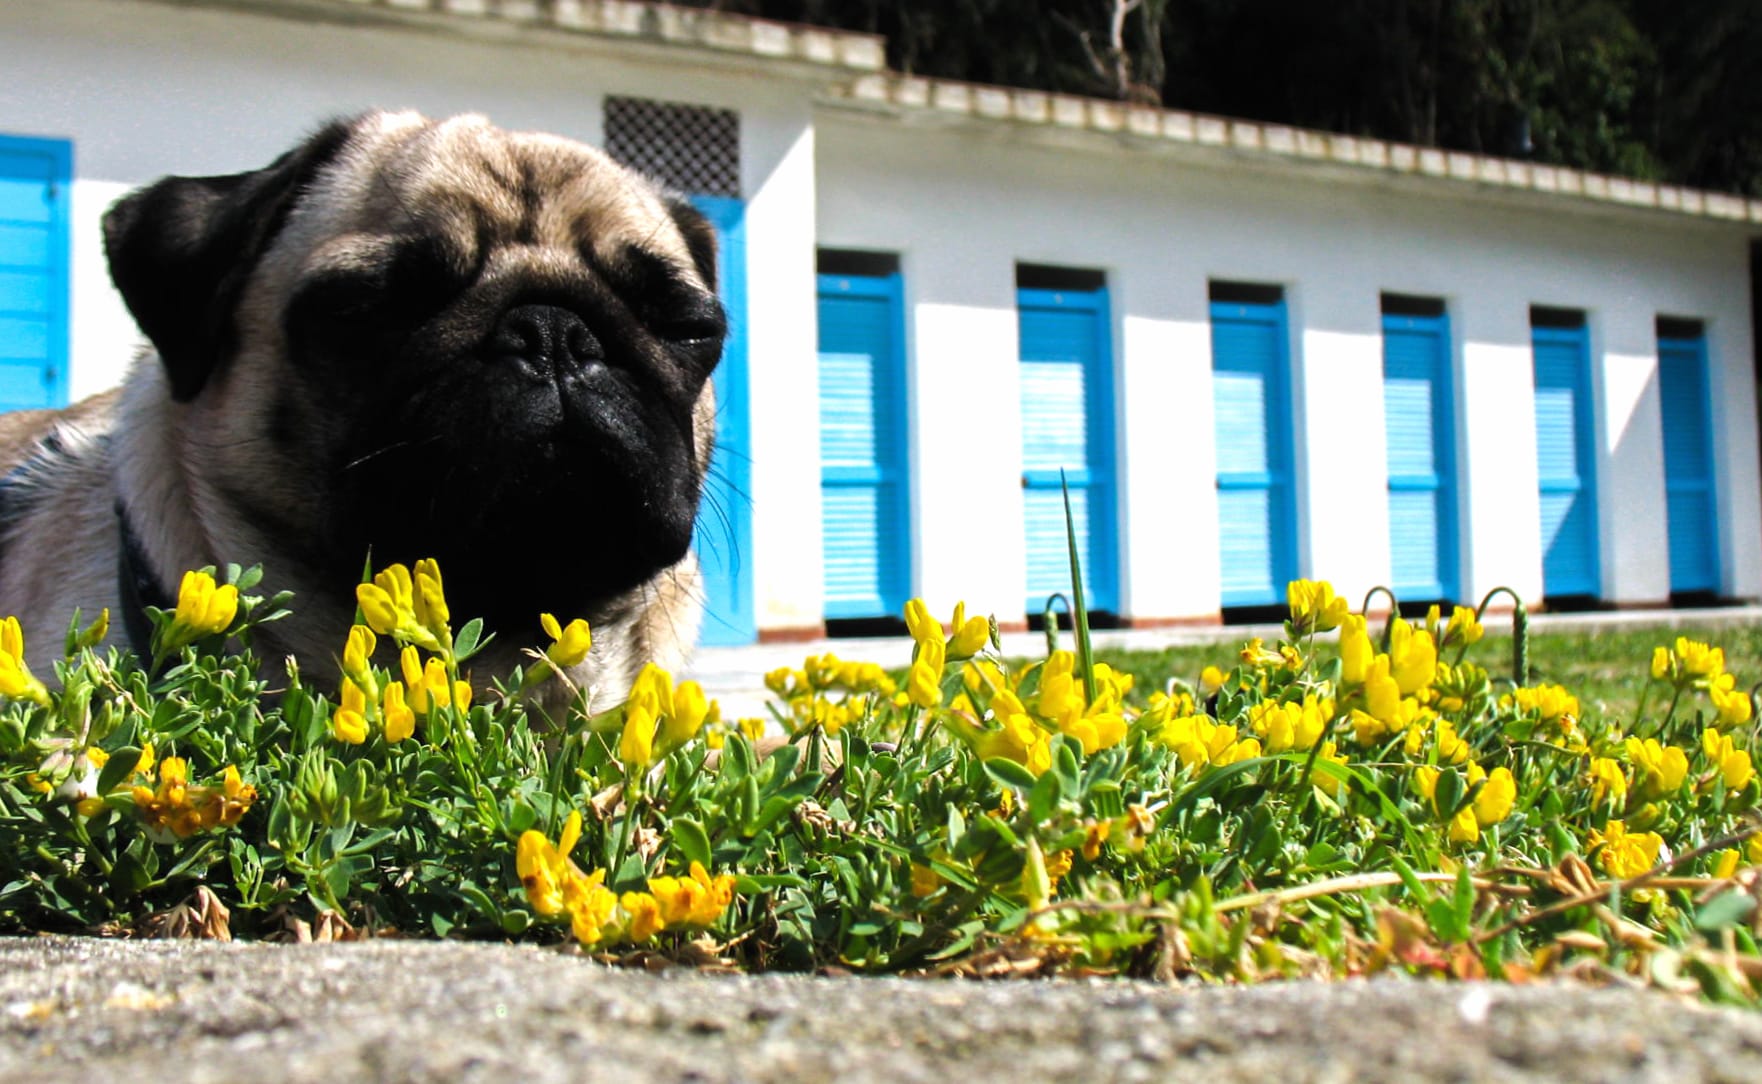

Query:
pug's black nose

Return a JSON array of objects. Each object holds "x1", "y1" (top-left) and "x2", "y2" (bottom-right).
[{"x1": 490, "y1": 304, "x2": 604, "y2": 379}]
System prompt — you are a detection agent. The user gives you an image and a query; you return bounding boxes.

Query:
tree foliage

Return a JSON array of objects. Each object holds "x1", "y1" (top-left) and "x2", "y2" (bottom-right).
[{"x1": 690, "y1": 0, "x2": 1762, "y2": 195}]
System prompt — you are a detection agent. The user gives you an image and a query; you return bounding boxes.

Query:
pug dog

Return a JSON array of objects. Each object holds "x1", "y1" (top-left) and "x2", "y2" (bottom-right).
[{"x1": 0, "y1": 111, "x2": 724, "y2": 705}]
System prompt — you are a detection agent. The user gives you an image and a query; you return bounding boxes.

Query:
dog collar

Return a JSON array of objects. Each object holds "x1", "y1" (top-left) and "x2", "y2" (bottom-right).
[{"x1": 115, "y1": 502, "x2": 173, "y2": 660}]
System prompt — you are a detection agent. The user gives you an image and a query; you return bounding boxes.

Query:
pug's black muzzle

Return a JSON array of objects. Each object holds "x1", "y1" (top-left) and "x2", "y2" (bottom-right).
[{"x1": 489, "y1": 303, "x2": 605, "y2": 383}]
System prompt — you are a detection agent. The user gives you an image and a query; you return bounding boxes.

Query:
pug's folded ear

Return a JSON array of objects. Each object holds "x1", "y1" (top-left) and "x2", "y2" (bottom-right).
[{"x1": 102, "y1": 119, "x2": 357, "y2": 402}]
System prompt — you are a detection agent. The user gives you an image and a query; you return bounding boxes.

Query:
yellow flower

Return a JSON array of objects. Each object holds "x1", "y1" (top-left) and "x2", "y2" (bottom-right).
[
  {"x1": 1709, "y1": 672, "x2": 1754, "y2": 727},
  {"x1": 517, "y1": 810, "x2": 582, "y2": 917},
  {"x1": 342, "y1": 624, "x2": 377, "y2": 692},
  {"x1": 540, "y1": 612, "x2": 592, "y2": 670},
  {"x1": 619, "y1": 703, "x2": 657, "y2": 769},
  {"x1": 947, "y1": 601, "x2": 990, "y2": 659},
  {"x1": 332, "y1": 678, "x2": 369, "y2": 744},
  {"x1": 1062, "y1": 710, "x2": 1127, "y2": 755},
  {"x1": 663, "y1": 680, "x2": 712, "y2": 749},
  {"x1": 1702, "y1": 728, "x2": 1754, "y2": 791},
  {"x1": 412, "y1": 558, "x2": 450, "y2": 643},
  {"x1": 738, "y1": 717, "x2": 767, "y2": 743},
  {"x1": 1249, "y1": 696, "x2": 1331, "y2": 754},
  {"x1": 1624, "y1": 737, "x2": 1688, "y2": 799},
  {"x1": 1507, "y1": 684, "x2": 1580, "y2": 733},
  {"x1": 0, "y1": 615, "x2": 49, "y2": 706},
  {"x1": 381, "y1": 681, "x2": 416, "y2": 743},
  {"x1": 1473, "y1": 766, "x2": 1516, "y2": 827},
  {"x1": 1286, "y1": 579, "x2": 1349, "y2": 635},
  {"x1": 1439, "y1": 605, "x2": 1483, "y2": 649},
  {"x1": 1338, "y1": 614, "x2": 1373, "y2": 685},
  {"x1": 1435, "y1": 719, "x2": 1470, "y2": 764},
  {"x1": 1361, "y1": 656, "x2": 1402, "y2": 725},
  {"x1": 355, "y1": 563, "x2": 444, "y2": 652},
  {"x1": 1712, "y1": 849, "x2": 1740, "y2": 879},
  {"x1": 620, "y1": 891, "x2": 666, "y2": 942},
  {"x1": 1587, "y1": 756, "x2": 1628, "y2": 807},
  {"x1": 1198, "y1": 665, "x2": 1226, "y2": 695},
  {"x1": 1387, "y1": 618, "x2": 1438, "y2": 696},
  {"x1": 1650, "y1": 646, "x2": 1672, "y2": 681},
  {"x1": 907, "y1": 636, "x2": 945, "y2": 709},
  {"x1": 648, "y1": 861, "x2": 737, "y2": 927},
  {"x1": 1155, "y1": 714, "x2": 1261, "y2": 769},
  {"x1": 1675, "y1": 637, "x2": 1725, "y2": 681},
  {"x1": 130, "y1": 756, "x2": 255, "y2": 839},
  {"x1": 162, "y1": 569, "x2": 238, "y2": 650},
  {"x1": 567, "y1": 874, "x2": 619, "y2": 946},
  {"x1": 903, "y1": 597, "x2": 942, "y2": 646},
  {"x1": 1591, "y1": 819, "x2": 1663, "y2": 879}
]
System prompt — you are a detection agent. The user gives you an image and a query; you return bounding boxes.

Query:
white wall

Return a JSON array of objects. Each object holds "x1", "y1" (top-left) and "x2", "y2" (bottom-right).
[
  {"x1": 0, "y1": 0, "x2": 826, "y2": 634},
  {"x1": 816, "y1": 113, "x2": 1762, "y2": 618}
]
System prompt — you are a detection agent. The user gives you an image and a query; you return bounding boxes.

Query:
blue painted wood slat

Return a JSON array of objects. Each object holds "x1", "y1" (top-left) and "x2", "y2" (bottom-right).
[
  {"x1": 818, "y1": 270, "x2": 912, "y2": 620},
  {"x1": 1211, "y1": 298, "x2": 1296, "y2": 607},
  {"x1": 1658, "y1": 330, "x2": 1719, "y2": 593},
  {"x1": 1532, "y1": 321, "x2": 1600, "y2": 598},
  {"x1": 689, "y1": 195, "x2": 756, "y2": 645},
  {"x1": 1382, "y1": 312, "x2": 1458, "y2": 602},
  {"x1": 0, "y1": 138, "x2": 70, "y2": 415},
  {"x1": 1018, "y1": 285, "x2": 1117, "y2": 615}
]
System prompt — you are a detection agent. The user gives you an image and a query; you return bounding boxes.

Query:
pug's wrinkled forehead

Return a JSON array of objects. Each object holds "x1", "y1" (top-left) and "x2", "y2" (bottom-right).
[{"x1": 279, "y1": 111, "x2": 713, "y2": 298}]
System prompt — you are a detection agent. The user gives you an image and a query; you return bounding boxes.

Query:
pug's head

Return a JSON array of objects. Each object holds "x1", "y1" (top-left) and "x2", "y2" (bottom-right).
[{"x1": 103, "y1": 112, "x2": 724, "y2": 635}]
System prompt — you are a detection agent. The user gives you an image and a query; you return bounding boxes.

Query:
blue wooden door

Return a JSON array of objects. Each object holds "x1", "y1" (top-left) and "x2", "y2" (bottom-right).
[
  {"x1": 1382, "y1": 311, "x2": 1458, "y2": 602},
  {"x1": 1018, "y1": 286, "x2": 1117, "y2": 614},
  {"x1": 689, "y1": 195, "x2": 755, "y2": 645},
  {"x1": 1211, "y1": 298, "x2": 1296, "y2": 607},
  {"x1": 0, "y1": 137, "x2": 70, "y2": 413},
  {"x1": 1658, "y1": 328, "x2": 1718, "y2": 593},
  {"x1": 818, "y1": 270, "x2": 911, "y2": 620},
  {"x1": 1532, "y1": 322, "x2": 1600, "y2": 598}
]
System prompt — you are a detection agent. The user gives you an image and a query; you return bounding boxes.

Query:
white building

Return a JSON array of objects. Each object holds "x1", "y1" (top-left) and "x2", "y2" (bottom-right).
[{"x1": 3, "y1": 0, "x2": 1759, "y2": 645}]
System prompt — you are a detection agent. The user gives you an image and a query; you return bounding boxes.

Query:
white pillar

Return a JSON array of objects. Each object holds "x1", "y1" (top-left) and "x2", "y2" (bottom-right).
[
  {"x1": 1456, "y1": 299, "x2": 1545, "y2": 608},
  {"x1": 1594, "y1": 307, "x2": 1671, "y2": 604}
]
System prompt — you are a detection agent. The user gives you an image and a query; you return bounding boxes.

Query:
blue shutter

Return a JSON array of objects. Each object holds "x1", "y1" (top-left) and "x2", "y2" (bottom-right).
[
  {"x1": 0, "y1": 137, "x2": 70, "y2": 413},
  {"x1": 1658, "y1": 331, "x2": 1719, "y2": 593},
  {"x1": 689, "y1": 195, "x2": 755, "y2": 645},
  {"x1": 1383, "y1": 313, "x2": 1458, "y2": 602},
  {"x1": 1018, "y1": 287, "x2": 1117, "y2": 614},
  {"x1": 818, "y1": 272, "x2": 911, "y2": 619},
  {"x1": 1211, "y1": 299, "x2": 1296, "y2": 607},
  {"x1": 1532, "y1": 323, "x2": 1600, "y2": 598}
]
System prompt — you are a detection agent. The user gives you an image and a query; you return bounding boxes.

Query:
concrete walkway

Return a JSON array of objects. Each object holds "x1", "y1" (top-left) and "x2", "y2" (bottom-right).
[
  {"x1": 5, "y1": 938, "x2": 1762, "y2": 1083},
  {"x1": 682, "y1": 603, "x2": 1762, "y2": 720}
]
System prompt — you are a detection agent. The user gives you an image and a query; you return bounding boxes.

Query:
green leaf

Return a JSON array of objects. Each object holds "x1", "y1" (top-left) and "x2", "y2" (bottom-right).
[
  {"x1": 1027, "y1": 768, "x2": 1063, "y2": 824},
  {"x1": 95, "y1": 747, "x2": 142, "y2": 795},
  {"x1": 1695, "y1": 891, "x2": 1758, "y2": 933},
  {"x1": 982, "y1": 757, "x2": 1038, "y2": 792},
  {"x1": 452, "y1": 618, "x2": 486, "y2": 662},
  {"x1": 671, "y1": 817, "x2": 712, "y2": 869}
]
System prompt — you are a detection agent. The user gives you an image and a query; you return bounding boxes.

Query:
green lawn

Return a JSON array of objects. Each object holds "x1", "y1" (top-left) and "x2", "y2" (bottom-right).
[{"x1": 1094, "y1": 618, "x2": 1762, "y2": 726}]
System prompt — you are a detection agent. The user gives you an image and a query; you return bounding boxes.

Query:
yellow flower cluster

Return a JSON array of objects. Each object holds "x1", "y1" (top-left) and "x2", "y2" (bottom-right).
[
  {"x1": 1155, "y1": 713, "x2": 1260, "y2": 769},
  {"x1": 1652, "y1": 635, "x2": 1753, "y2": 727},
  {"x1": 1286, "y1": 579, "x2": 1349, "y2": 636},
  {"x1": 1503, "y1": 684, "x2": 1582, "y2": 743},
  {"x1": 1340, "y1": 613, "x2": 1438, "y2": 747},
  {"x1": 517, "y1": 811, "x2": 736, "y2": 946},
  {"x1": 329, "y1": 624, "x2": 469, "y2": 745},
  {"x1": 130, "y1": 755, "x2": 256, "y2": 841},
  {"x1": 1591, "y1": 818, "x2": 1664, "y2": 879},
  {"x1": 1413, "y1": 762, "x2": 1516, "y2": 843},
  {"x1": 617, "y1": 663, "x2": 714, "y2": 769},
  {"x1": 763, "y1": 652, "x2": 893, "y2": 736},
  {"x1": 356, "y1": 560, "x2": 450, "y2": 655}
]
